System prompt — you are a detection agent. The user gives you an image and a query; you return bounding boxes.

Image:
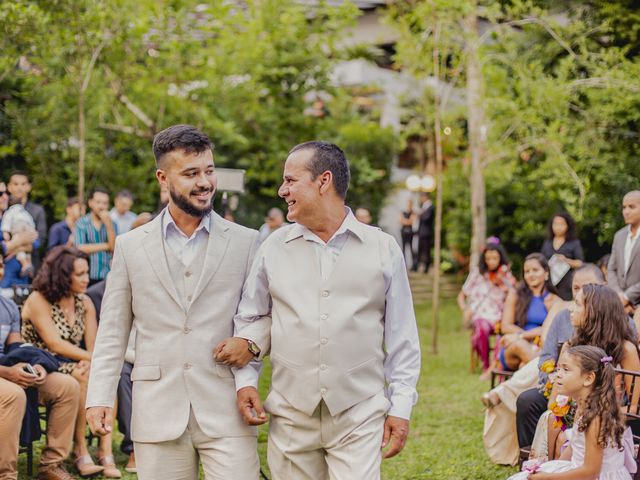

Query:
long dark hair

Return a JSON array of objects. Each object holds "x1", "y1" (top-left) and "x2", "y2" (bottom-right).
[
  {"x1": 515, "y1": 253, "x2": 556, "y2": 328},
  {"x1": 547, "y1": 211, "x2": 577, "y2": 241},
  {"x1": 32, "y1": 246, "x2": 89, "y2": 304},
  {"x1": 478, "y1": 242, "x2": 509, "y2": 275},
  {"x1": 565, "y1": 345, "x2": 626, "y2": 449},
  {"x1": 568, "y1": 284, "x2": 635, "y2": 366}
]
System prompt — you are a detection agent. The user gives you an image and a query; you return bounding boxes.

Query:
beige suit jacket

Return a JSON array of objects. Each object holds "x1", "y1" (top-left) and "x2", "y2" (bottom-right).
[{"x1": 86, "y1": 210, "x2": 263, "y2": 442}]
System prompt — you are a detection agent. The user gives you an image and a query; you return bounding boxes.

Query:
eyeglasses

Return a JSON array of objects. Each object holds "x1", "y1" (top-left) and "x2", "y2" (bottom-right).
[{"x1": 0, "y1": 191, "x2": 7, "y2": 196}]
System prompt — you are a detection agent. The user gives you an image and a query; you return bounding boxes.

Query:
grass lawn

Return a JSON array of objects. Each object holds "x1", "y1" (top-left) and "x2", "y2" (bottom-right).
[{"x1": 19, "y1": 298, "x2": 519, "y2": 479}]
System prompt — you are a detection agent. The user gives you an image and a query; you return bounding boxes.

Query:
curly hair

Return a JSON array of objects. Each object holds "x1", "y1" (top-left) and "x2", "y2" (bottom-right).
[
  {"x1": 565, "y1": 345, "x2": 626, "y2": 449},
  {"x1": 514, "y1": 253, "x2": 557, "y2": 328},
  {"x1": 568, "y1": 284, "x2": 635, "y2": 366},
  {"x1": 32, "y1": 246, "x2": 89, "y2": 304}
]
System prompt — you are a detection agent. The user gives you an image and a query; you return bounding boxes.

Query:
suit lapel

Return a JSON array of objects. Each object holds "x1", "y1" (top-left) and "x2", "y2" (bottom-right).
[
  {"x1": 189, "y1": 213, "x2": 230, "y2": 308},
  {"x1": 142, "y1": 211, "x2": 184, "y2": 310},
  {"x1": 626, "y1": 231, "x2": 640, "y2": 275}
]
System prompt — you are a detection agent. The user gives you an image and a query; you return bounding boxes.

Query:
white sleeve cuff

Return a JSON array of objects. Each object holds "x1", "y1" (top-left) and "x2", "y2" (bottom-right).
[
  {"x1": 232, "y1": 365, "x2": 260, "y2": 392},
  {"x1": 387, "y1": 393, "x2": 414, "y2": 420}
]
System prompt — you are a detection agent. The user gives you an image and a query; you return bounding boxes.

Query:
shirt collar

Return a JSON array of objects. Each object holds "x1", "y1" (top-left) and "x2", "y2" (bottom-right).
[
  {"x1": 285, "y1": 207, "x2": 365, "y2": 244},
  {"x1": 162, "y1": 209, "x2": 211, "y2": 240},
  {"x1": 628, "y1": 225, "x2": 639, "y2": 241}
]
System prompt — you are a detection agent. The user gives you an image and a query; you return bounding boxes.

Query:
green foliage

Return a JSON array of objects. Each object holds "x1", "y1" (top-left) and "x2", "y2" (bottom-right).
[{"x1": 0, "y1": 0, "x2": 396, "y2": 227}]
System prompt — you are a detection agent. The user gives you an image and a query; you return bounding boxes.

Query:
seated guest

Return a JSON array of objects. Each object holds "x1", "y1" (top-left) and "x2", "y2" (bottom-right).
[
  {"x1": 498, "y1": 253, "x2": 559, "y2": 371},
  {"x1": 20, "y1": 246, "x2": 121, "y2": 478},
  {"x1": 47, "y1": 197, "x2": 83, "y2": 250},
  {"x1": 608, "y1": 190, "x2": 640, "y2": 315},
  {"x1": 458, "y1": 239, "x2": 515, "y2": 378},
  {"x1": 483, "y1": 264, "x2": 601, "y2": 465},
  {"x1": 516, "y1": 283, "x2": 640, "y2": 455},
  {"x1": 85, "y1": 279, "x2": 136, "y2": 473},
  {"x1": 0, "y1": 251, "x2": 80, "y2": 480}
]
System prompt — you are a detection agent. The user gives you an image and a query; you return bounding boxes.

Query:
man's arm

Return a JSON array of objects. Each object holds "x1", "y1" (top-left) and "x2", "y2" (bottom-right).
[
  {"x1": 86, "y1": 238, "x2": 133, "y2": 433},
  {"x1": 381, "y1": 239, "x2": 421, "y2": 458}
]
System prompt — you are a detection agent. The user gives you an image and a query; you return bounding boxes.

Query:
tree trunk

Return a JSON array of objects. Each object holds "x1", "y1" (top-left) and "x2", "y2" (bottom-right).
[
  {"x1": 431, "y1": 23, "x2": 444, "y2": 355},
  {"x1": 78, "y1": 92, "x2": 85, "y2": 205},
  {"x1": 465, "y1": 7, "x2": 487, "y2": 268}
]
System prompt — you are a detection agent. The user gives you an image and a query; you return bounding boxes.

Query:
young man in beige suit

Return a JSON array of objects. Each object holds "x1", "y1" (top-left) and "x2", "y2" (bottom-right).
[
  {"x1": 217, "y1": 141, "x2": 421, "y2": 479},
  {"x1": 85, "y1": 125, "x2": 266, "y2": 480},
  {"x1": 608, "y1": 190, "x2": 640, "y2": 315}
]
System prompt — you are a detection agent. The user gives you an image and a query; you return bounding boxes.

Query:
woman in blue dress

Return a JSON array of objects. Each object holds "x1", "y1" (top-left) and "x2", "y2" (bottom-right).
[{"x1": 498, "y1": 253, "x2": 560, "y2": 372}]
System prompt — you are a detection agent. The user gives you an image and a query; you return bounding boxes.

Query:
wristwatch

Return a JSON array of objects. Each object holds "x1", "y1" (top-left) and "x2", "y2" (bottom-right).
[{"x1": 245, "y1": 339, "x2": 261, "y2": 357}]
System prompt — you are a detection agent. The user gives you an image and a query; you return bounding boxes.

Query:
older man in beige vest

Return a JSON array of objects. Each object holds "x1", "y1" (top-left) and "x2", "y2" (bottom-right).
[
  {"x1": 85, "y1": 125, "x2": 265, "y2": 480},
  {"x1": 217, "y1": 141, "x2": 421, "y2": 479}
]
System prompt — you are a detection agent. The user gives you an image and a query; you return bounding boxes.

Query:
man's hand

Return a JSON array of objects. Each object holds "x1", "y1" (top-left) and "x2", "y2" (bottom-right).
[
  {"x1": 98, "y1": 210, "x2": 112, "y2": 225},
  {"x1": 6, "y1": 363, "x2": 39, "y2": 388},
  {"x1": 32, "y1": 364, "x2": 47, "y2": 385},
  {"x1": 86, "y1": 407, "x2": 113, "y2": 436},
  {"x1": 214, "y1": 337, "x2": 254, "y2": 368},
  {"x1": 237, "y1": 387, "x2": 267, "y2": 426},
  {"x1": 500, "y1": 333, "x2": 519, "y2": 348},
  {"x1": 381, "y1": 415, "x2": 410, "y2": 459},
  {"x1": 12, "y1": 230, "x2": 38, "y2": 247}
]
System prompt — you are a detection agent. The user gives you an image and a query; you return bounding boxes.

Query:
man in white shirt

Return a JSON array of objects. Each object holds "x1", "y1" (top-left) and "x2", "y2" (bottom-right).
[
  {"x1": 608, "y1": 190, "x2": 640, "y2": 313},
  {"x1": 216, "y1": 141, "x2": 421, "y2": 480},
  {"x1": 109, "y1": 190, "x2": 138, "y2": 235}
]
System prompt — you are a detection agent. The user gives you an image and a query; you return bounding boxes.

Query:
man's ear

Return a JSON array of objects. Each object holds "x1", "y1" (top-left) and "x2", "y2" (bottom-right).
[
  {"x1": 318, "y1": 171, "x2": 333, "y2": 195},
  {"x1": 156, "y1": 169, "x2": 168, "y2": 190}
]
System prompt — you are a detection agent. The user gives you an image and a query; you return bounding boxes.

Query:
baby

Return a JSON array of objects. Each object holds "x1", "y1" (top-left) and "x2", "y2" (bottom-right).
[{"x1": 1, "y1": 196, "x2": 37, "y2": 277}]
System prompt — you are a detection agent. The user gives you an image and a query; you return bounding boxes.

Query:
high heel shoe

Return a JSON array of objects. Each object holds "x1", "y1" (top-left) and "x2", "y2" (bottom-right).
[
  {"x1": 98, "y1": 455, "x2": 122, "y2": 479},
  {"x1": 74, "y1": 455, "x2": 104, "y2": 477}
]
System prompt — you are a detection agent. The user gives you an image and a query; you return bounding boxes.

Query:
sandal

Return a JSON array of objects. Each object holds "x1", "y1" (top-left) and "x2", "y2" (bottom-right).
[
  {"x1": 74, "y1": 455, "x2": 104, "y2": 477},
  {"x1": 125, "y1": 452, "x2": 137, "y2": 473},
  {"x1": 98, "y1": 455, "x2": 122, "y2": 479},
  {"x1": 481, "y1": 391, "x2": 501, "y2": 408}
]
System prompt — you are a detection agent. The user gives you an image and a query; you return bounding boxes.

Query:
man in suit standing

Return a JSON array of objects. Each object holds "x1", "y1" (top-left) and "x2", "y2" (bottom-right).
[
  {"x1": 608, "y1": 190, "x2": 640, "y2": 313},
  {"x1": 217, "y1": 141, "x2": 421, "y2": 480},
  {"x1": 86, "y1": 125, "x2": 265, "y2": 479},
  {"x1": 413, "y1": 191, "x2": 434, "y2": 273}
]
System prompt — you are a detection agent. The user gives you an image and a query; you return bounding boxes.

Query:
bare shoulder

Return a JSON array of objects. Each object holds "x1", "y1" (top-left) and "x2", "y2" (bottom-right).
[
  {"x1": 78, "y1": 293, "x2": 95, "y2": 311},
  {"x1": 623, "y1": 340, "x2": 639, "y2": 357}
]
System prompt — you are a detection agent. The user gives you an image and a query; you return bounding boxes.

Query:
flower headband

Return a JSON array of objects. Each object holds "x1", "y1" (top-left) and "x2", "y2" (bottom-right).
[{"x1": 600, "y1": 356, "x2": 613, "y2": 365}]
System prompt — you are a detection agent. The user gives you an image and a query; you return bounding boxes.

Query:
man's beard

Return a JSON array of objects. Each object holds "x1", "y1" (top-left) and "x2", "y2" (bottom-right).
[{"x1": 169, "y1": 184, "x2": 214, "y2": 218}]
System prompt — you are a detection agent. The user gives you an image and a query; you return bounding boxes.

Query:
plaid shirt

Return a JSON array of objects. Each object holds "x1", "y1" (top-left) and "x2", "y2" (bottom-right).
[{"x1": 74, "y1": 214, "x2": 117, "y2": 280}]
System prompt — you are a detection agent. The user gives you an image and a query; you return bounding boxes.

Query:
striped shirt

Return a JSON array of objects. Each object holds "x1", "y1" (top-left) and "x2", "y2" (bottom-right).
[{"x1": 74, "y1": 214, "x2": 117, "y2": 280}]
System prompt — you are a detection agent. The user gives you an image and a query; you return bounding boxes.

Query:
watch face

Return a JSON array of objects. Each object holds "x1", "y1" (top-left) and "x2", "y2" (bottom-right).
[{"x1": 248, "y1": 341, "x2": 260, "y2": 355}]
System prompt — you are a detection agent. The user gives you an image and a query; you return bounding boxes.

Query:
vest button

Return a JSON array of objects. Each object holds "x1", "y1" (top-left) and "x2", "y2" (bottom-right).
[
  {"x1": 322, "y1": 290, "x2": 329, "y2": 297},
  {"x1": 320, "y1": 338, "x2": 328, "y2": 345},
  {"x1": 185, "y1": 271, "x2": 192, "y2": 277},
  {"x1": 320, "y1": 314, "x2": 328, "y2": 320},
  {"x1": 320, "y1": 388, "x2": 327, "y2": 395},
  {"x1": 187, "y1": 295, "x2": 193, "y2": 302},
  {"x1": 320, "y1": 364, "x2": 327, "y2": 370},
  {"x1": 183, "y1": 326, "x2": 191, "y2": 334},
  {"x1": 183, "y1": 363, "x2": 192, "y2": 370}
]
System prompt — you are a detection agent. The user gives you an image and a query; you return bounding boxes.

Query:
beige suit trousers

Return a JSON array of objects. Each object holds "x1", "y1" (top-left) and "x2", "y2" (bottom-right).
[
  {"x1": 134, "y1": 408, "x2": 259, "y2": 480},
  {"x1": 0, "y1": 373, "x2": 79, "y2": 480},
  {"x1": 266, "y1": 389, "x2": 389, "y2": 480}
]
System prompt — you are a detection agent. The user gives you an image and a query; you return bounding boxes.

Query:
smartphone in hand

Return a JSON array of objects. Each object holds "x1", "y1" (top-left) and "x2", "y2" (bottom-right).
[{"x1": 23, "y1": 364, "x2": 38, "y2": 376}]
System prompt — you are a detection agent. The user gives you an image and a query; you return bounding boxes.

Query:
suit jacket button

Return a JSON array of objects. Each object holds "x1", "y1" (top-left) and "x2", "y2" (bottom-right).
[{"x1": 183, "y1": 363, "x2": 191, "y2": 370}]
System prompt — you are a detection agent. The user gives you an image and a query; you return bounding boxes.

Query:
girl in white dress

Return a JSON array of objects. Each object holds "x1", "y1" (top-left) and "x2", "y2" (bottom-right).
[{"x1": 508, "y1": 345, "x2": 633, "y2": 480}]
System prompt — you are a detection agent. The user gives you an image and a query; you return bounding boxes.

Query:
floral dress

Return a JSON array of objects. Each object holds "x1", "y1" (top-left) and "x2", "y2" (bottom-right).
[{"x1": 22, "y1": 294, "x2": 86, "y2": 374}]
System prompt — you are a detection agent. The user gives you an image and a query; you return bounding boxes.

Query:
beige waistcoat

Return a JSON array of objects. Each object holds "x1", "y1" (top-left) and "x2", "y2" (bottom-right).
[{"x1": 267, "y1": 231, "x2": 387, "y2": 416}]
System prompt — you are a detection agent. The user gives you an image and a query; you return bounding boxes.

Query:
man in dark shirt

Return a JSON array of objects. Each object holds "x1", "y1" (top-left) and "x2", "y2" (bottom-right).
[
  {"x1": 0, "y1": 253, "x2": 80, "y2": 480},
  {"x1": 47, "y1": 197, "x2": 83, "y2": 251},
  {"x1": 7, "y1": 172, "x2": 47, "y2": 268}
]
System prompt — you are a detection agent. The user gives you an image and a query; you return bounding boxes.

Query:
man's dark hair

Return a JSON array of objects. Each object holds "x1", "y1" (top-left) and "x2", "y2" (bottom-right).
[
  {"x1": 9, "y1": 170, "x2": 30, "y2": 183},
  {"x1": 289, "y1": 141, "x2": 350, "y2": 199},
  {"x1": 66, "y1": 196, "x2": 80, "y2": 208},
  {"x1": 152, "y1": 125, "x2": 213, "y2": 168},
  {"x1": 88, "y1": 188, "x2": 109, "y2": 200},
  {"x1": 115, "y1": 189, "x2": 133, "y2": 200}
]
